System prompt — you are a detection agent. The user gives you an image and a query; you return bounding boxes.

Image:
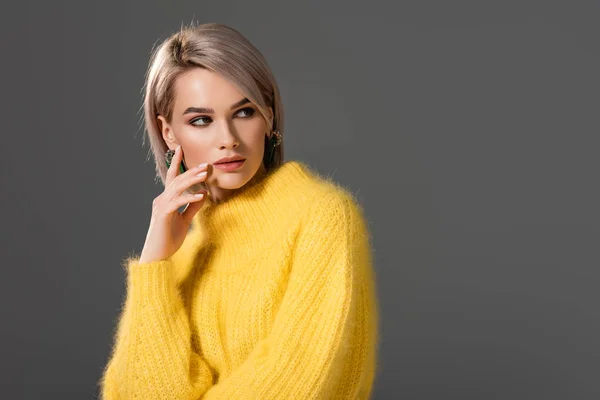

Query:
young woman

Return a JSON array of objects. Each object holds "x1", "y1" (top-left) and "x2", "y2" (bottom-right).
[{"x1": 99, "y1": 22, "x2": 379, "y2": 399}]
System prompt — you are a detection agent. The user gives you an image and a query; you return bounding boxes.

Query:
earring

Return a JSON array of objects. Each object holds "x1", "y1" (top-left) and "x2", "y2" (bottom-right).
[
  {"x1": 265, "y1": 129, "x2": 282, "y2": 165},
  {"x1": 165, "y1": 149, "x2": 186, "y2": 174},
  {"x1": 270, "y1": 129, "x2": 282, "y2": 147},
  {"x1": 165, "y1": 149, "x2": 175, "y2": 167}
]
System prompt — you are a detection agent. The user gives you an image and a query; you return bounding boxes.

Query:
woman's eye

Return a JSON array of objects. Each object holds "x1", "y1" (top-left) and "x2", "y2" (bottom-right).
[
  {"x1": 190, "y1": 117, "x2": 212, "y2": 126},
  {"x1": 190, "y1": 108, "x2": 254, "y2": 127},
  {"x1": 236, "y1": 107, "x2": 255, "y2": 118}
]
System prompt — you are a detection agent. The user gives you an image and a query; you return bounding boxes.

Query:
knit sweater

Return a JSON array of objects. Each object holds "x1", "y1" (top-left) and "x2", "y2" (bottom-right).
[{"x1": 99, "y1": 160, "x2": 379, "y2": 400}]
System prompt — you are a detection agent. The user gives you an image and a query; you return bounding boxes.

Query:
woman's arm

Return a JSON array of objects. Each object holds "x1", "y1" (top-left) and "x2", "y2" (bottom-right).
[
  {"x1": 99, "y1": 249, "x2": 215, "y2": 399},
  {"x1": 199, "y1": 190, "x2": 379, "y2": 399}
]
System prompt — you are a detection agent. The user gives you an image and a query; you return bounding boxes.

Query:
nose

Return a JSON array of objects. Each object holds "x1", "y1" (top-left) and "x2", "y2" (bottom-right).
[{"x1": 217, "y1": 120, "x2": 239, "y2": 150}]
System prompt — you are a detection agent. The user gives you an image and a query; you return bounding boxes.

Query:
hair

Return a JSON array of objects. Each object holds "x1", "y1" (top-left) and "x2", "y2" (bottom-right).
[{"x1": 141, "y1": 22, "x2": 285, "y2": 186}]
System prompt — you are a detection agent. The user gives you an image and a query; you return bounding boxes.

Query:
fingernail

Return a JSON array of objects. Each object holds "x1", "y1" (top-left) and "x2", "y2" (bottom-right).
[
  {"x1": 176, "y1": 145, "x2": 181, "y2": 152},
  {"x1": 198, "y1": 163, "x2": 208, "y2": 168}
]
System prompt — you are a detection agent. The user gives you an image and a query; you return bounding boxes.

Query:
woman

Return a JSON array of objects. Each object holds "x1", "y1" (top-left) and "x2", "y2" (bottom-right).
[{"x1": 99, "y1": 22, "x2": 379, "y2": 399}]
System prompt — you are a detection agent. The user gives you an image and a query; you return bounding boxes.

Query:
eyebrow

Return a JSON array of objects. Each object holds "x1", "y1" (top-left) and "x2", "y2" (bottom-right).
[{"x1": 182, "y1": 98, "x2": 251, "y2": 115}]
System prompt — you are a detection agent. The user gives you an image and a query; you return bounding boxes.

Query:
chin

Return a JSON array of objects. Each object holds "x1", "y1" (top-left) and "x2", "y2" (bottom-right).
[{"x1": 212, "y1": 173, "x2": 251, "y2": 190}]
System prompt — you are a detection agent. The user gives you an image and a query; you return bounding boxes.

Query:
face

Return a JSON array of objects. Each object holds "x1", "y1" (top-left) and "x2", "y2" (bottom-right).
[{"x1": 157, "y1": 67, "x2": 273, "y2": 203}]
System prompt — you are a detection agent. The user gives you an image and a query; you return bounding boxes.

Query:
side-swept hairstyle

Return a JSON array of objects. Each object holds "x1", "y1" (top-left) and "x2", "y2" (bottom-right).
[{"x1": 142, "y1": 22, "x2": 284, "y2": 186}]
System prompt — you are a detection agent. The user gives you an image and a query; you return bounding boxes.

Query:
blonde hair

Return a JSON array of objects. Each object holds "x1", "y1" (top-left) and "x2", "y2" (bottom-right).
[{"x1": 141, "y1": 22, "x2": 285, "y2": 186}]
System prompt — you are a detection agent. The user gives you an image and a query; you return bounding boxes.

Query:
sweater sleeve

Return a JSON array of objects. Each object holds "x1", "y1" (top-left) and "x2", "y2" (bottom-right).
[
  {"x1": 99, "y1": 254, "x2": 215, "y2": 400},
  {"x1": 200, "y1": 191, "x2": 379, "y2": 400}
]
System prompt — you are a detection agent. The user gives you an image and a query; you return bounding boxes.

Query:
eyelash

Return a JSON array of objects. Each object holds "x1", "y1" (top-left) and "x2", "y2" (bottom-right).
[{"x1": 189, "y1": 107, "x2": 256, "y2": 127}]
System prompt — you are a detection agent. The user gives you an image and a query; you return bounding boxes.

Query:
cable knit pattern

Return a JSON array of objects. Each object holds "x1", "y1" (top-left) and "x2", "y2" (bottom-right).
[{"x1": 99, "y1": 160, "x2": 379, "y2": 399}]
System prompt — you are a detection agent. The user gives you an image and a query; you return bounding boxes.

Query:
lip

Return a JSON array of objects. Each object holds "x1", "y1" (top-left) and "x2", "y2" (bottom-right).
[
  {"x1": 214, "y1": 155, "x2": 246, "y2": 164},
  {"x1": 213, "y1": 159, "x2": 245, "y2": 171}
]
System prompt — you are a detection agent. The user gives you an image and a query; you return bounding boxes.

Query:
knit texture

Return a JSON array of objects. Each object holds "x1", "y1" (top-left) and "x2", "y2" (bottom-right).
[{"x1": 99, "y1": 160, "x2": 379, "y2": 399}]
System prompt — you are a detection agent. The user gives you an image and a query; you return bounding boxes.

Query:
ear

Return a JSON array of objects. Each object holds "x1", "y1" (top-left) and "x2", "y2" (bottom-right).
[{"x1": 157, "y1": 115, "x2": 179, "y2": 148}]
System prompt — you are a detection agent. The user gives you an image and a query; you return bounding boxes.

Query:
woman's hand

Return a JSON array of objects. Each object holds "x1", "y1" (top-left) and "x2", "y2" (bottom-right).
[{"x1": 139, "y1": 145, "x2": 209, "y2": 264}]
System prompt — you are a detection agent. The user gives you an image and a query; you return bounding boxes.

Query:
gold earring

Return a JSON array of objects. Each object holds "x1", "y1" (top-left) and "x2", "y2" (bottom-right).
[{"x1": 270, "y1": 130, "x2": 282, "y2": 147}]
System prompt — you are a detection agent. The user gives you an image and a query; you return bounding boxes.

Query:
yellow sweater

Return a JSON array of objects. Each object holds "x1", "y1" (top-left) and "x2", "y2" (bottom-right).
[{"x1": 99, "y1": 160, "x2": 379, "y2": 399}]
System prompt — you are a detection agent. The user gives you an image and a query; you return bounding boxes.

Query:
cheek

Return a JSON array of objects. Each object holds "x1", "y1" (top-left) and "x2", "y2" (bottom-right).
[
  {"x1": 240, "y1": 120, "x2": 267, "y2": 145},
  {"x1": 180, "y1": 139, "x2": 211, "y2": 167},
  {"x1": 239, "y1": 116, "x2": 267, "y2": 133}
]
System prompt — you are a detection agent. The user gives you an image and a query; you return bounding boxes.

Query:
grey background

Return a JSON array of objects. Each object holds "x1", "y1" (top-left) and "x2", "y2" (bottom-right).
[{"x1": 0, "y1": 1, "x2": 598, "y2": 399}]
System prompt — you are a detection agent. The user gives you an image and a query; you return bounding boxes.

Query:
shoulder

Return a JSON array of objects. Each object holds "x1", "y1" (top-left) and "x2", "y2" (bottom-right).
[
  {"x1": 297, "y1": 177, "x2": 371, "y2": 244},
  {"x1": 290, "y1": 176, "x2": 374, "y2": 284},
  {"x1": 267, "y1": 160, "x2": 368, "y2": 227},
  {"x1": 305, "y1": 165, "x2": 367, "y2": 216},
  {"x1": 288, "y1": 162, "x2": 367, "y2": 220}
]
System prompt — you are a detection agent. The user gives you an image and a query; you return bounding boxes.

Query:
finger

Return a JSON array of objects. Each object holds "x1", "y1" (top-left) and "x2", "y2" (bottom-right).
[
  {"x1": 180, "y1": 192, "x2": 208, "y2": 223},
  {"x1": 165, "y1": 190, "x2": 207, "y2": 215},
  {"x1": 165, "y1": 145, "x2": 183, "y2": 187},
  {"x1": 170, "y1": 164, "x2": 209, "y2": 197}
]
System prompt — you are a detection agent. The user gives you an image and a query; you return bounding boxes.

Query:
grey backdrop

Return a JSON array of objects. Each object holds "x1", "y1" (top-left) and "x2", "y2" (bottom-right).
[{"x1": 1, "y1": 1, "x2": 598, "y2": 399}]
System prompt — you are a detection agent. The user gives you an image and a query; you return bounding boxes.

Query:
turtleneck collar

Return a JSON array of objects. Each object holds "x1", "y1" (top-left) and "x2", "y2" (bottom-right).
[{"x1": 191, "y1": 160, "x2": 318, "y2": 246}]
